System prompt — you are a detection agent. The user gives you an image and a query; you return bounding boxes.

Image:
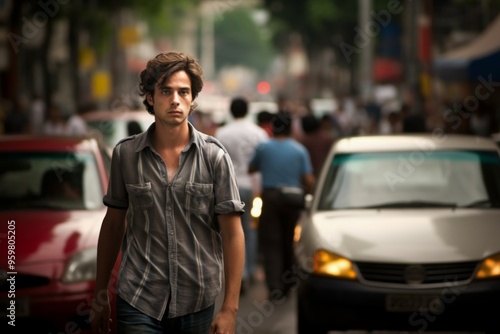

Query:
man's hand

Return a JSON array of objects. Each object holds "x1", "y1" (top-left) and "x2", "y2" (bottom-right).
[
  {"x1": 209, "y1": 307, "x2": 237, "y2": 334},
  {"x1": 90, "y1": 293, "x2": 112, "y2": 334}
]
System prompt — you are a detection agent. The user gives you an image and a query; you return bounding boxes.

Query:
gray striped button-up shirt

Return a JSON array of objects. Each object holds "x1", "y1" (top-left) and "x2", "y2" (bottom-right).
[{"x1": 103, "y1": 122, "x2": 244, "y2": 320}]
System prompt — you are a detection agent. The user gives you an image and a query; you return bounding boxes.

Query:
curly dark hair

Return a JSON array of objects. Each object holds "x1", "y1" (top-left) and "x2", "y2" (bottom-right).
[{"x1": 138, "y1": 51, "x2": 204, "y2": 115}]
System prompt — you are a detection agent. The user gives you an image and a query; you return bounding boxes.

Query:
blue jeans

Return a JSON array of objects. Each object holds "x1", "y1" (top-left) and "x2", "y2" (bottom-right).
[{"x1": 116, "y1": 295, "x2": 215, "y2": 334}]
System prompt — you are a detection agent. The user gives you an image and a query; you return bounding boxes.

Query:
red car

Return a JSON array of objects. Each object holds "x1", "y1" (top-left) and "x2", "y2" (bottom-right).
[{"x1": 0, "y1": 135, "x2": 118, "y2": 333}]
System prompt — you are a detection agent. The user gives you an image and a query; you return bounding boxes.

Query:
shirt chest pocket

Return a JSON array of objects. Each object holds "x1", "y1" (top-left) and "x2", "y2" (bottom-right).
[
  {"x1": 126, "y1": 182, "x2": 154, "y2": 210},
  {"x1": 184, "y1": 183, "x2": 214, "y2": 215}
]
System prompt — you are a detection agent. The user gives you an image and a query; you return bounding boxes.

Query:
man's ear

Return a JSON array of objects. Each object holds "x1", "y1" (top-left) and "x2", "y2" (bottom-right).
[{"x1": 147, "y1": 93, "x2": 154, "y2": 105}]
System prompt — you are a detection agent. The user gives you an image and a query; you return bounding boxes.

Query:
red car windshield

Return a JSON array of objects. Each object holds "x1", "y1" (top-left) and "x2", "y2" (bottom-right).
[{"x1": 0, "y1": 151, "x2": 103, "y2": 210}]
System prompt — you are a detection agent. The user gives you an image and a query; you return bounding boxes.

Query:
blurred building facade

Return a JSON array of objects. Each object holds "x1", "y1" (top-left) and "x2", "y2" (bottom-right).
[{"x1": 0, "y1": 0, "x2": 499, "y2": 136}]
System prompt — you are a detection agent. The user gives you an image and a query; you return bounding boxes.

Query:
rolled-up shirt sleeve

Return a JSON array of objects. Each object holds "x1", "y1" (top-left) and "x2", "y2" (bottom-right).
[
  {"x1": 213, "y1": 149, "x2": 245, "y2": 215},
  {"x1": 103, "y1": 143, "x2": 129, "y2": 209}
]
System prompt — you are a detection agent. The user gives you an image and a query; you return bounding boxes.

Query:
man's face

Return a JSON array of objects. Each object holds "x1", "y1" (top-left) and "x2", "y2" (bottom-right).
[{"x1": 147, "y1": 70, "x2": 193, "y2": 126}]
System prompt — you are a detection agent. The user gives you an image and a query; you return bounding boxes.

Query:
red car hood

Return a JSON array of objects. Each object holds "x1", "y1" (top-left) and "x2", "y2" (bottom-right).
[{"x1": 0, "y1": 209, "x2": 105, "y2": 265}]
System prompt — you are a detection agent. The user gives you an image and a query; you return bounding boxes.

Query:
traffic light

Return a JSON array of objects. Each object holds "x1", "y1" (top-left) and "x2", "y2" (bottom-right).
[{"x1": 256, "y1": 81, "x2": 271, "y2": 95}]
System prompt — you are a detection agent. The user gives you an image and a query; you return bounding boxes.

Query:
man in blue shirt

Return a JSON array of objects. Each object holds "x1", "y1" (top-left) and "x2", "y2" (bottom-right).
[{"x1": 249, "y1": 110, "x2": 315, "y2": 301}]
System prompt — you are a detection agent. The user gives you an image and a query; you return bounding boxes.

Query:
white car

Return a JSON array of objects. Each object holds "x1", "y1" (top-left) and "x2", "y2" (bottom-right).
[
  {"x1": 83, "y1": 110, "x2": 154, "y2": 151},
  {"x1": 295, "y1": 134, "x2": 500, "y2": 333}
]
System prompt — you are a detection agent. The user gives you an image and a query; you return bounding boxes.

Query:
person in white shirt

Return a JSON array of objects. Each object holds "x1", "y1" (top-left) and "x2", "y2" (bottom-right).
[
  {"x1": 215, "y1": 97, "x2": 269, "y2": 291},
  {"x1": 65, "y1": 112, "x2": 88, "y2": 136},
  {"x1": 43, "y1": 104, "x2": 88, "y2": 136},
  {"x1": 30, "y1": 94, "x2": 45, "y2": 135},
  {"x1": 43, "y1": 104, "x2": 66, "y2": 135}
]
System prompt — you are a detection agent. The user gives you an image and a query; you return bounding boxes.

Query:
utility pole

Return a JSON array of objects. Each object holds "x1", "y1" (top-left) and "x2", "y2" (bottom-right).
[
  {"x1": 200, "y1": 2, "x2": 215, "y2": 81},
  {"x1": 404, "y1": 0, "x2": 423, "y2": 114},
  {"x1": 358, "y1": 0, "x2": 374, "y2": 103}
]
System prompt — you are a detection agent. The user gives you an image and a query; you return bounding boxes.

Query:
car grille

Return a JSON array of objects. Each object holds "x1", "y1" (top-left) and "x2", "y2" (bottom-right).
[
  {"x1": 355, "y1": 261, "x2": 479, "y2": 286},
  {"x1": 0, "y1": 274, "x2": 50, "y2": 291}
]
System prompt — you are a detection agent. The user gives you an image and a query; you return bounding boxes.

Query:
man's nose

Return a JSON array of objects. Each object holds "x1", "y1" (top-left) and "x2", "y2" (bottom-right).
[{"x1": 171, "y1": 93, "x2": 180, "y2": 106}]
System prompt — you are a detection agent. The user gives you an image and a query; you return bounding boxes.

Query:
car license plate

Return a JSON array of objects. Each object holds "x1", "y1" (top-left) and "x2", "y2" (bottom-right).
[
  {"x1": 0, "y1": 297, "x2": 30, "y2": 317},
  {"x1": 385, "y1": 294, "x2": 439, "y2": 312}
]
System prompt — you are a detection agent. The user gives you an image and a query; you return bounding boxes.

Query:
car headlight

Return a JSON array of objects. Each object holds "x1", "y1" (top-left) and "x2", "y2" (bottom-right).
[
  {"x1": 313, "y1": 249, "x2": 357, "y2": 279},
  {"x1": 62, "y1": 248, "x2": 97, "y2": 283},
  {"x1": 250, "y1": 196, "x2": 263, "y2": 218},
  {"x1": 475, "y1": 253, "x2": 500, "y2": 279}
]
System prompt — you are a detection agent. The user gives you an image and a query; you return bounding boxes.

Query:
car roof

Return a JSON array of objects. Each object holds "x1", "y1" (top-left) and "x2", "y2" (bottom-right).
[
  {"x1": 0, "y1": 135, "x2": 101, "y2": 152},
  {"x1": 333, "y1": 134, "x2": 499, "y2": 153}
]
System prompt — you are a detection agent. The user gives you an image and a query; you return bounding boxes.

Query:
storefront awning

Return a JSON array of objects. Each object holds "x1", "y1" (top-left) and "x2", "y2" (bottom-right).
[{"x1": 433, "y1": 14, "x2": 500, "y2": 81}]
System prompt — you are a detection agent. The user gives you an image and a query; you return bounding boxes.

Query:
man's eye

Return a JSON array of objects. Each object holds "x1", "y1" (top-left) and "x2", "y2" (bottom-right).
[
  {"x1": 161, "y1": 90, "x2": 170, "y2": 95},
  {"x1": 180, "y1": 91, "x2": 189, "y2": 96}
]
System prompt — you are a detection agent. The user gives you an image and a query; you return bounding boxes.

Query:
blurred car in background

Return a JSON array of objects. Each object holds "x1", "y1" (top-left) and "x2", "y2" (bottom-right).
[
  {"x1": 83, "y1": 110, "x2": 154, "y2": 150},
  {"x1": 0, "y1": 135, "x2": 117, "y2": 333},
  {"x1": 493, "y1": 132, "x2": 500, "y2": 149},
  {"x1": 295, "y1": 134, "x2": 500, "y2": 333}
]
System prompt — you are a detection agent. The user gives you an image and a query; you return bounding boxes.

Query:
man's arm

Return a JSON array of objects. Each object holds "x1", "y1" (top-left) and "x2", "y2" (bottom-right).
[
  {"x1": 210, "y1": 213, "x2": 245, "y2": 334},
  {"x1": 91, "y1": 207, "x2": 127, "y2": 333},
  {"x1": 302, "y1": 172, "x2": 315, "y2": 194}
]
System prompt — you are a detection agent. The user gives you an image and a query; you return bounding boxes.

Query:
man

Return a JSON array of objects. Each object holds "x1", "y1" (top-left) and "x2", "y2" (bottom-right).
[
  {"x1": 91, "y1": 51, "x2": 245, "y2": 334},
  {"x1": 215, "y1": 97, "x2": 269, "y2": 292},
  {"x1": 299, "y1": 114, "x2": 335, "y2": 179},
  {"x1": 249, "y1": 111, "x2": 315, "y2": 300}
]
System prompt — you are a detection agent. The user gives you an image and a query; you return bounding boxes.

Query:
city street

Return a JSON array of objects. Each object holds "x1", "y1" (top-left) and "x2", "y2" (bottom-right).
[{"x1": 216, "y1": 266, "x2": 487, "y2": 334}]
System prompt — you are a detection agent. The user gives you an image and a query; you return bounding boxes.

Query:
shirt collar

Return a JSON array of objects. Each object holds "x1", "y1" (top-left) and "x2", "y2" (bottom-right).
[{"x1": 134, "y1": 121, "x2": 201, "y2": 153}]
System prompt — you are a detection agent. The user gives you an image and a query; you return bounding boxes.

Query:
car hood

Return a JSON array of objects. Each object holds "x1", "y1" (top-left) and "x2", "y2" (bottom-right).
[
  {"x1": 305, "y1": 209, "x2": 500, "y2": 263},
  {"x1": 0, "y1": 210, "x2": 104, "y2": 265}
]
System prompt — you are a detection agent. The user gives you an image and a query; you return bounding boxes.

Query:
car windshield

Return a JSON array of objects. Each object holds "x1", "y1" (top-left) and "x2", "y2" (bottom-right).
[
  {"x1": 318, "y1": 150, "x2": 500, "y2": 210},
  {"x1": 0, "y1": 151, "x2": 103, "y2": 210}
]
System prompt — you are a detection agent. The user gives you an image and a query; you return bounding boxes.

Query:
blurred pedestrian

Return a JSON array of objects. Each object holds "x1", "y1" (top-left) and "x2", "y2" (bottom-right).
[
  {"x1": 256, "y1": 110, "x2": 274, "y2": 137},
  {"x1": 249, "y1": 111, "x2": 315, "y2": 300},
  {"x1": 30, "y1": 93, "x2": 45, "y2": 135},
  {"x1": 4, "y1": 96, "x2": 31, "y2": 134},
  {"x1": 401, "y1": 104, "x2": 427, "y2": 133},
  {"x1": 299, "y1": 114, "x2": 335, "y2": 179},
  {"x1": 67, "y1": 115, "x2": 88, "y2": 135},
  {"x1": 91, "y1": 51, "x2": 245, "y2": 334},
  {"x1": 43, "y1": 104, "x2": 88, "y2": 136},
  {"x1": 42, "y1": 104, "x2": 66, "y2": 135},
  {"x1": 65, "y1": 108, "x2": 89, "y2": 136},
  {"x1": 216, "y1": 96, "x2": 269, "y2": 294}
]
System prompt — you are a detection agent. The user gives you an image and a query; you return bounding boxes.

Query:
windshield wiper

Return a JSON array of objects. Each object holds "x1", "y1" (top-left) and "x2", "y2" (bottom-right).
[{"x1": 362, "y1": 201, "x2": 457, "y2": 209}]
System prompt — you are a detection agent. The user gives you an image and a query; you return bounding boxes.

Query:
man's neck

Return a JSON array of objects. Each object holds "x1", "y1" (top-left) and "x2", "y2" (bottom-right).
[
  {"x1": 273, "y1": 134, "x2": 289, "y2": 140},
  {"x1": 153, "y1": 121, "x2": 191, "y2": 150}
]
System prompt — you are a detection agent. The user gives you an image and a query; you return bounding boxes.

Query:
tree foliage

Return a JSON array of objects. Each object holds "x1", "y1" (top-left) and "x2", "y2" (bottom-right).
[
  {"x1": 263, "y1": 0, "x2": 400, "y2": 52},
  {"x1": 214, "y1": 8, "x2": 275, "y2": 73}
]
